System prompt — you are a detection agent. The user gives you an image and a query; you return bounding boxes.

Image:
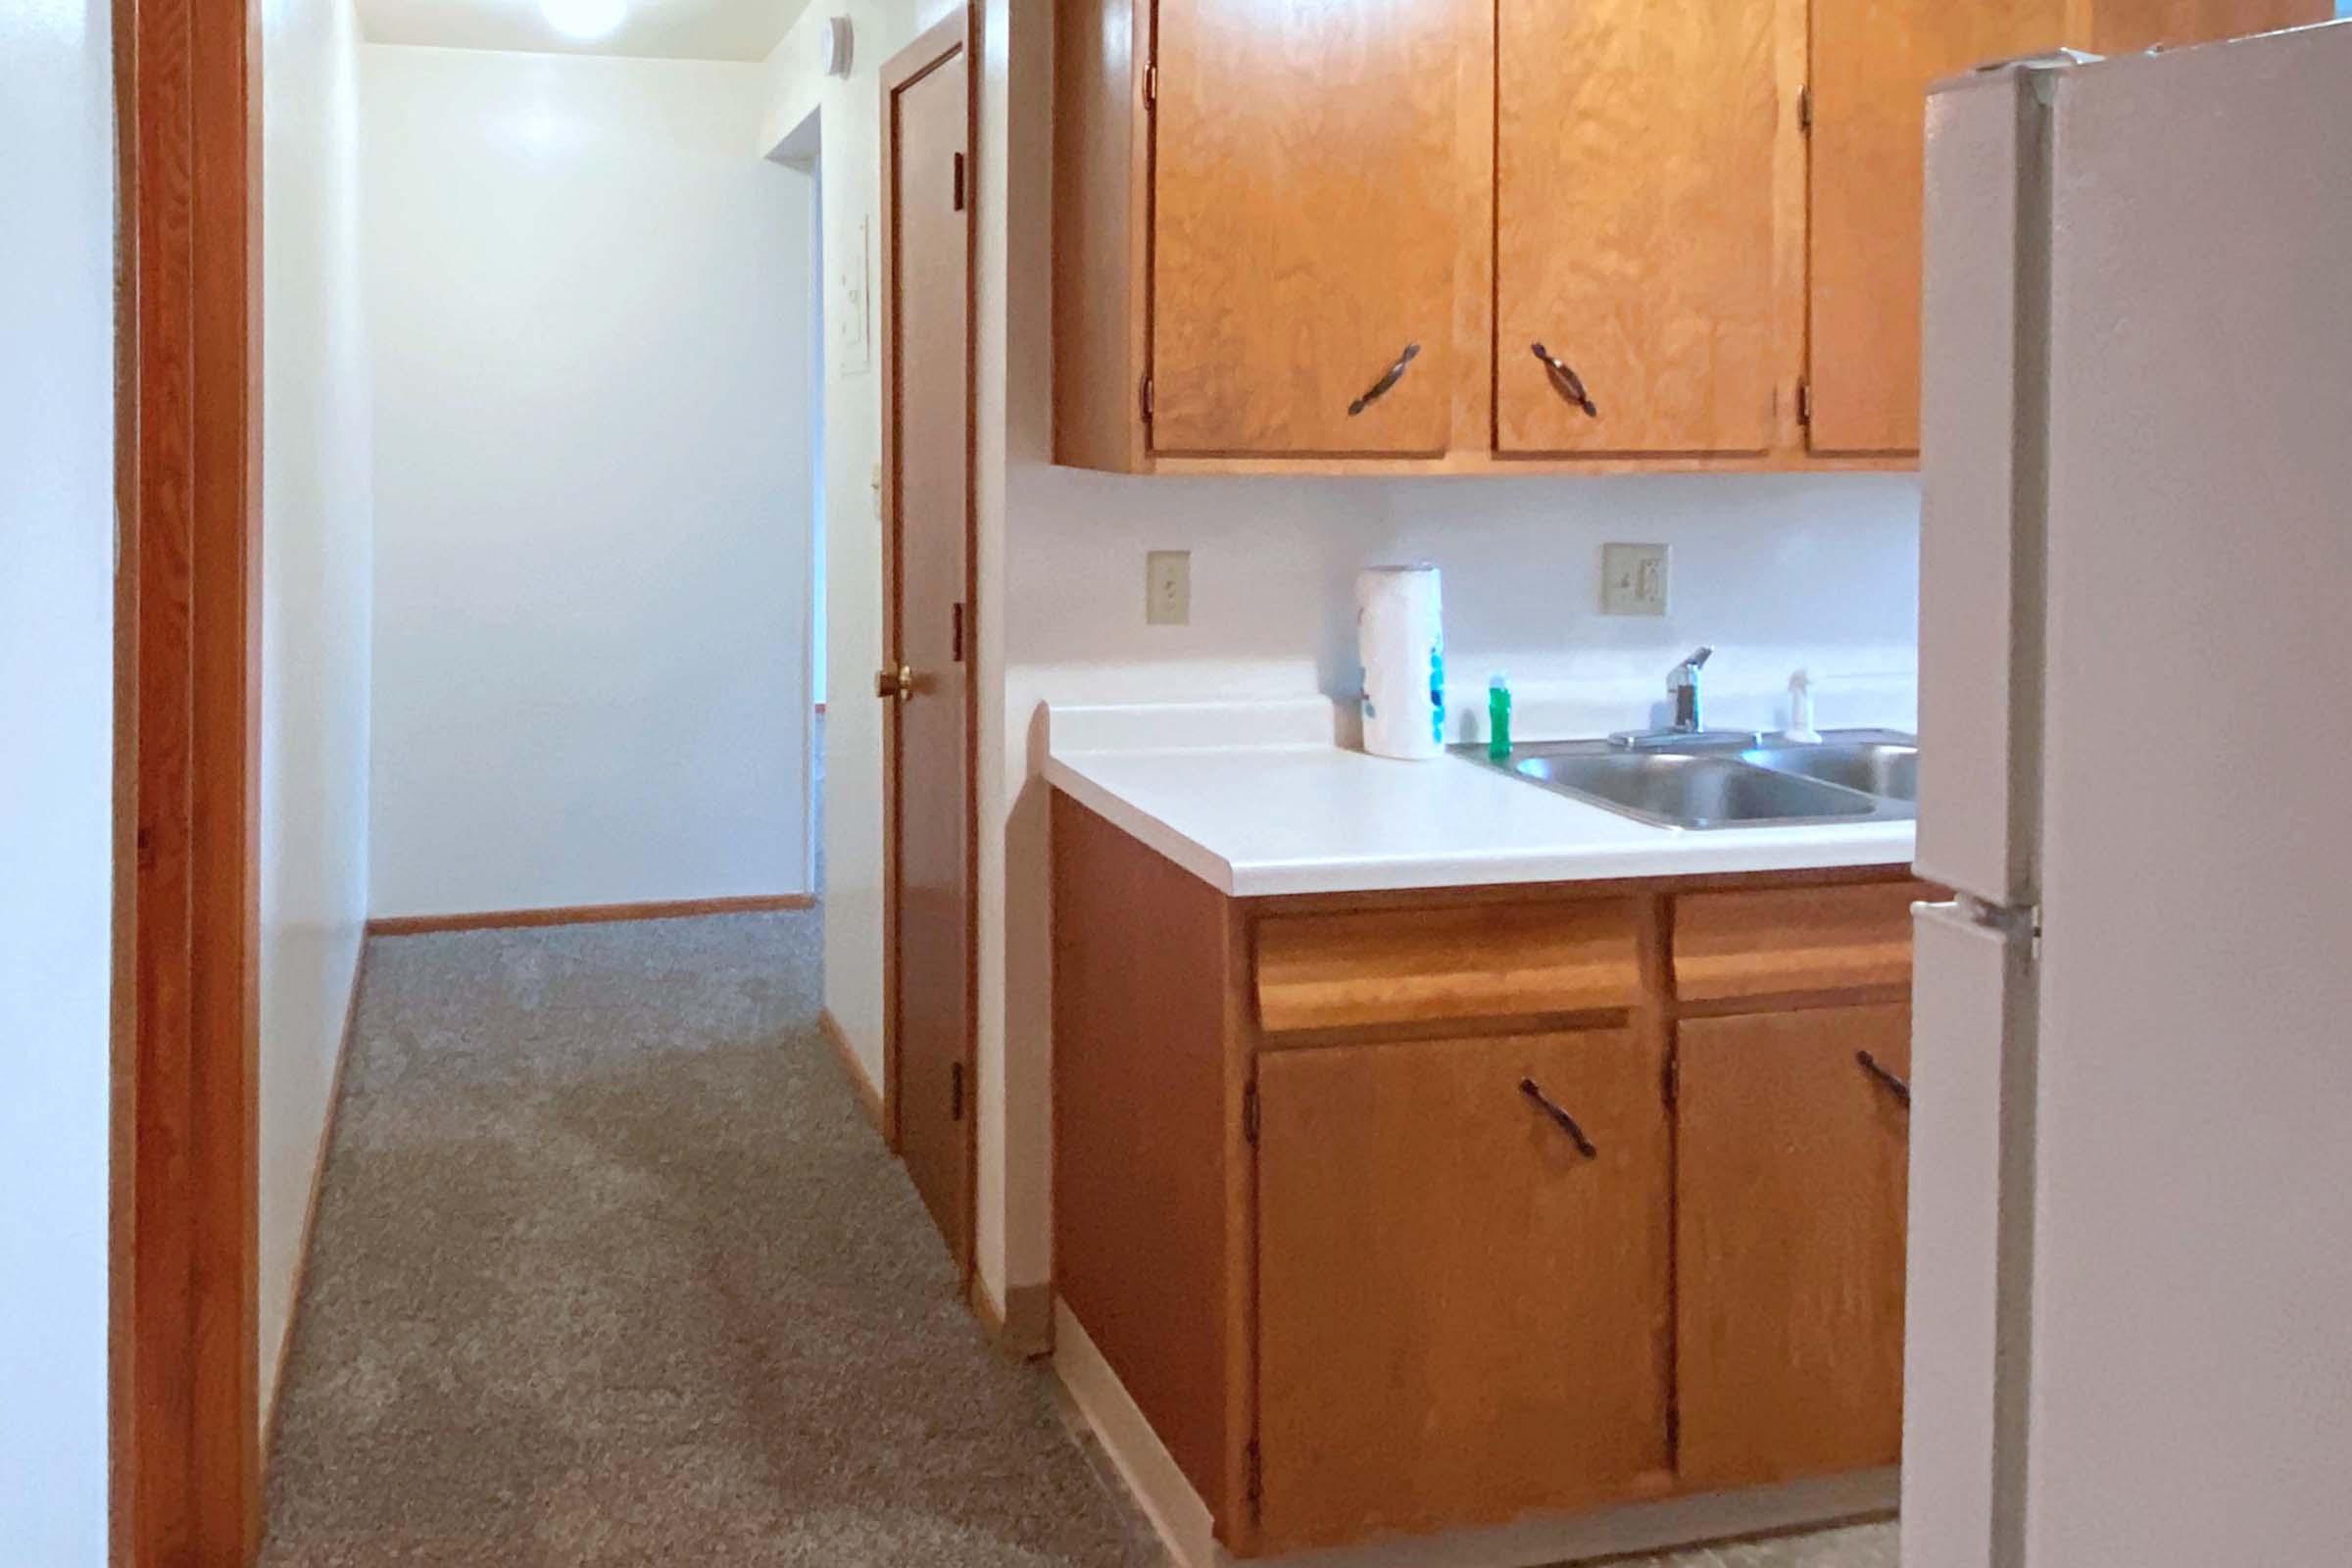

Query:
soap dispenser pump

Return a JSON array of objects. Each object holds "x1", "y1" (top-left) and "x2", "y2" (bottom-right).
[{"x1": 1787, "y1": 669, "x2": 1822, "y2": 745}]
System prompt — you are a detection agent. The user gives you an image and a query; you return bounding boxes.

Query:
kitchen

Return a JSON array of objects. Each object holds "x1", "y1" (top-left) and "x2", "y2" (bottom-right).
[
  {"x1": 13, "y1": 0, "x2": 2346, "y2": 1551},
  {"x1": 1016, "y1": 6, "x2": 2352, "y2": 1568}
]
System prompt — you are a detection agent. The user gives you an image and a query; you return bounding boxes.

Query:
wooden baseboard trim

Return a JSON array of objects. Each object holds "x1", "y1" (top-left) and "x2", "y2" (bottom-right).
[
  {"x1": 368, "y1": 893, "x2": 814, "y2": 937},
  {"x1": 818, "y1": 1006, "x2": 886, "y2": 1135},
  {"x1": 260, "y1": 943, "x2": 368, "y2": 1483}
]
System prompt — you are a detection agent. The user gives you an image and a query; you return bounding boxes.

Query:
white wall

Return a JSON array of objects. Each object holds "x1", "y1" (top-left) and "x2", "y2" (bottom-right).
[
  {"x1": 0, "y1": 0, "x2": 117, "y2": 1557},
  {"x1": 258, "y1": 0, "x2": 376, "y2": 1424},
  {"x1": 760, "y1": 0, "x2": 954, "y2": 1088},
  {"x1": 367, "y1": 45, "x2": 814, "y2": 919}
]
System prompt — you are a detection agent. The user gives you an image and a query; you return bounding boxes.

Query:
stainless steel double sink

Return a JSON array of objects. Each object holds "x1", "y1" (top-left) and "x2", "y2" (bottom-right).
[{"x1": 1454, "y1": 729, "x2": 1917, "y2": 830}]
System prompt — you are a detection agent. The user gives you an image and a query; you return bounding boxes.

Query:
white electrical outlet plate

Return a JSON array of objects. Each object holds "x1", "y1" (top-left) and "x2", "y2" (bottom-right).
[
  {"x1": 1146, "y1": 550, "x2": 1191, "y2": 626},
  {"x1": 1601, "y1": 542, "x2": 1669, "y2": 616}
]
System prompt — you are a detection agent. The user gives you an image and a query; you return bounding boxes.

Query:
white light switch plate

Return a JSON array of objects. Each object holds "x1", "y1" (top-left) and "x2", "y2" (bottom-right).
[
  {"x1": 1146, "y1": 550, "x2": 1191, "y2": 626},
  {"x1": 1601, "y1": 542, "x2": 1669, "y2": 616}
]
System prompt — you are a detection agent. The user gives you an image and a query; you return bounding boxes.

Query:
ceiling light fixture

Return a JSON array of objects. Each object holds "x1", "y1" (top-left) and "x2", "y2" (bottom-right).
[{"x1": 542, "y1": 0, "x2": 625, "y2": 40}]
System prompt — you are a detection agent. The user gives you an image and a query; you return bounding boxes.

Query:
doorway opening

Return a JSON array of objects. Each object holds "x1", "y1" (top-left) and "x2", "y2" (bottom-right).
[{"x1": 777, "y1": 109, "x2": 828, "y2": 899}]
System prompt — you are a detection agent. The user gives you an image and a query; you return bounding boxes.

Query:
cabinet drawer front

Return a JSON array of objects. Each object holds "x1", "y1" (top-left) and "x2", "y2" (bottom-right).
[
  {"x1": 1254, "y1": 900, "x2": 1642, "y2": 1035},
  {"x1": 1255, "y1": 1029, "x2": 1672, "y2": 1549},
  {"x1": 1494, "y1": 0, "x2": 1781, "y2": 455},
  {"x1": 1150, "y1": 0, "x2": 1470, "y2": 457},
  {"x1": 1673, "y1": 881, "x2": 1921, "y2": 1004}
]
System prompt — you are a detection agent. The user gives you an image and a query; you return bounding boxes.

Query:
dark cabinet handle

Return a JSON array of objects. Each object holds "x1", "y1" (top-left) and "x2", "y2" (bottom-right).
[
  {"x1": 1519, "y1": 1077, "x2": 1597, "y2": 1157},
  {"x1": 1348, "y1": 342, "x2": 1420, "y2": 416},
  {"x1": 1531, "y1": 342, "x2": 1598, "y2": 417},
  {"x1": 1856, "y1": 1051, "x2": 1912, "y2": 1109}
]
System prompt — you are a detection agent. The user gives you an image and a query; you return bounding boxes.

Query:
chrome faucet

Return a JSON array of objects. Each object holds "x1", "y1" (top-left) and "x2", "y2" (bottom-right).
[{"x1": 1668, "y1": 646, "x2": 1714, "y2": 733}]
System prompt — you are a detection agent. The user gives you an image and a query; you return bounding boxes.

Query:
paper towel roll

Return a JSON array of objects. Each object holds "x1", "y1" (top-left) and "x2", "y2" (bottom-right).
[{"x1": 1355, "y1": 565, "x2": 1445, "y2": 760}]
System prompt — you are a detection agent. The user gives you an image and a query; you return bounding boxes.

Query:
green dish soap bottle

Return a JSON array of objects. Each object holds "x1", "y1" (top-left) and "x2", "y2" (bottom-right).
[{"x1": 1488, "y1": 672, "x2": 1513, "y2": 760}]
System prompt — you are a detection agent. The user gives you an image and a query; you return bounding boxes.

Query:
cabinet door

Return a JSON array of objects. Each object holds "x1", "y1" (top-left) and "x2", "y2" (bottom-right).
[
  {"x1": 1151, "y1": 0, "x2": 1469, "y2": 457},
  {"x1": 1495, "y1": 0, "x2": 1783, "y2": 455},
  {"x1": 1808, "y1": 0, "x2": 2065, "y2": 454},
  {"x1": 1675, "y1": 1004, "x2": 1911, "y2": 1488},
  {"x1": 1255, "y1": 1028, "x2": 1670, "y2": 1550}
]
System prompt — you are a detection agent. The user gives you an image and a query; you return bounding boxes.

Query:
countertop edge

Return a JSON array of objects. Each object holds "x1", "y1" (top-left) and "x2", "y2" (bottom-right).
[
  {"x1": 1046, "y1": 749, "x2": 1916, "y2": 900},
  {"x1": 1043, "y1": 755, "x2": 1245, "y2": 896}
]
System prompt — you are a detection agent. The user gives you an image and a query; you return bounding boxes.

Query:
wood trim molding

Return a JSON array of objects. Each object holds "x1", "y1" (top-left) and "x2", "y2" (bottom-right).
[
  {"x1": 818, "y1": 1007, "x2": 887, "y2": 1136},
  {"x1": 366, "y1": 894, "x2": 813, "y2": 937},
  {"x1": 114, "y1": 0, "x2": 266, "y2": 1555},
  {"x1": 259, "y1": 950, "x2": 368, "y2": 1481}
]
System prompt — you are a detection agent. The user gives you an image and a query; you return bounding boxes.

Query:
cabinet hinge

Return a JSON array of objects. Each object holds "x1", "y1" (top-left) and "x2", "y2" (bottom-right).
[
  {"x1": 1145, "y1": 62, "x2": 1157, "y2": 108},
  {"x1": 1796, "y1": 378, "x2": 1813, "y2": 426},
  {"x1": 1245, "y1": 1441, "x2": 1263, "y2": 1506},
  {"x1": 950, "y1": 1061, "x2": 965, "y2": 1121},
  {"x1": 1141, "y1": 375, "x2": 1155, "y2": 423},
  {"x1": 1242, "y1": 1082, "x2": 1260, "y2": 1146},
  {"x1": 1663, "y1": 1052, "x2": 1678, "y2": 1109},
  {"x1": 1797, "y1": 84, "x2": 1813, "y2": 133},
  {"x1": 952, "y1": 601, "x2": 966, "y2": 663},
  {"x1": 952, "y1": 150, "x2": 966, "y2": 212},
  {"x1": 1666, "y1": 1403, "x2": 1682, "y2": 1459}
]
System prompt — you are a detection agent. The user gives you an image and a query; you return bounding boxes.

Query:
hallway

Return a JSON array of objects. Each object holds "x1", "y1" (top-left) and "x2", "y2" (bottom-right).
[{"x1": 261, "y1": 909, "x2": 1156, "y2": 1566}]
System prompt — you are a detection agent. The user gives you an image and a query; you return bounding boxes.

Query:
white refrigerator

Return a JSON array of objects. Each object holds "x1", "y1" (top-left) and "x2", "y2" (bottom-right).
[{"x1": 1907, "y1": 22, "x2": 2352, "y2": 1568}]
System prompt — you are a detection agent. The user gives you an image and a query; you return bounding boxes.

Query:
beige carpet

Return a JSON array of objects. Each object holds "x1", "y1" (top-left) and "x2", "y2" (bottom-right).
[
  {"x1": 261, "y1": 906, "x2": 1897, "y2": 1568},
  {"x1": 261, "y1": 909, "x2": 1160, "y2": 1567}
]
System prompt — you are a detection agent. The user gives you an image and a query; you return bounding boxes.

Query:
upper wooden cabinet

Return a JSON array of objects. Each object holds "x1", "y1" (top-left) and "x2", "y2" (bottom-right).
[
  {"x1": 1495, "y1": 0, "x2": 1788, "y2": 457},
  {"x1": 1807, "y1": 0, "x2": 2324, "y2": 454},
  {"x1": 1054, "y1": 0, "x2": 2318, "y2": 473},
  {"x1": 1150, "y1": 0, "x2": 1473, "y2": 457}
]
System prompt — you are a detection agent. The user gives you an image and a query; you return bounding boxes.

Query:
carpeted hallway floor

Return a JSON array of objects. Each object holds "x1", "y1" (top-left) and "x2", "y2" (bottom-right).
[
  {"x1": 261, "y1": 905, "x2": 1898, "y2": 1568},
  {"x1": 260, "y1": 908, "x2": 1161, "y2": 1567}
]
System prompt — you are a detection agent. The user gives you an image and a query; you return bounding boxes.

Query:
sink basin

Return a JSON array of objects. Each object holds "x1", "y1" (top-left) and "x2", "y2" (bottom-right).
[
  {"x1": 1741, "y1": 740, "x2": 1918, "y2": 803},
  {"x1": 1455, "y1": 728, "x2": 1918, "y2": 830},
  {"x1": 1508, "y1": 751, "x2": 1880, "y2": 830}
]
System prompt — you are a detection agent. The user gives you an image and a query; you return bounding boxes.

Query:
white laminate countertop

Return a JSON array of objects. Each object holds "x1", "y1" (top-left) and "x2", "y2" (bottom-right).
[{"x1": 1044, "y1": 703, "x2": 1917, "y2": 898}]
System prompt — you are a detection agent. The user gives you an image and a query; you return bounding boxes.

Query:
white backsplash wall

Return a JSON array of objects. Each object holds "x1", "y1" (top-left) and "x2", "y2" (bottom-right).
[{"x1": 1003, "y1": 468, "x2": 1921, "y2": 738}]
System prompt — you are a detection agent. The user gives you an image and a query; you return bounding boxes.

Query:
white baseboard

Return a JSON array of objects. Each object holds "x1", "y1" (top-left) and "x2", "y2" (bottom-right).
[{"x1": 1052, "y1": 1297, "x2": 1897, "y2": 1568}]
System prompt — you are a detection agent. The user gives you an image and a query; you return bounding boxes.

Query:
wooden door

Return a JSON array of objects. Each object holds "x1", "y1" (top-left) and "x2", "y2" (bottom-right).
[
  {"x1": 1254, "y1": 1028, "x2": 1671, "y2": 1551},
  {"x1": 1150, "y1": 0, "x2": 1471, "y2": 457},
  {"x1": 1674, "y1": 1004, "x2": 1911, "y2": 1488},
  {"x1": 881, "y1": 19, "x2": 973, "y2": 1271},
  {"x1": 1807, "y1": 0, "x2": 2064, "y2": 453},
  {"x1": 1496, "y1": 0, "x2": 1785, "y2": 455}
]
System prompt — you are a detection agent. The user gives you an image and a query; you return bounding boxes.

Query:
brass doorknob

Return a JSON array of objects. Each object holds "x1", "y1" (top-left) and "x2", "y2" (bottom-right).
[{"x1": 875, "y1": 663, "x2": 914, "y2": 703}]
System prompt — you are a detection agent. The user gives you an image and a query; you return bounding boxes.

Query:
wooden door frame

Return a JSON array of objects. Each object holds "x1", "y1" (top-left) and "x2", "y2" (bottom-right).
[
  {"x1": 877, "y1": 6, "x2": 981, "y2": 1283},
  {"x1": 110, "y1": 0, "x2": 266, "y2": 1560}
]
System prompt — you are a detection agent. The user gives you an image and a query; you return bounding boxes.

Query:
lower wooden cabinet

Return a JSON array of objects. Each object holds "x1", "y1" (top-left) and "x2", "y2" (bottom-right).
[
  {"x1": 1255, "y1": 1028, "x2": 1672, "y2": 1550},
  {"x1": 1052, "y1": 793, "x2": 1928, "y2": 1556},
  {"x1": 1674, "y1": 1004, "x2": 1912, "y2": 1487}
]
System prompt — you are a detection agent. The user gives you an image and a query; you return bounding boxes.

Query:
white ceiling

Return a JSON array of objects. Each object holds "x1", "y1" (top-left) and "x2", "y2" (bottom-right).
[{"x1": 357, "y1": 0, "x2": 811, "y2": 63}]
